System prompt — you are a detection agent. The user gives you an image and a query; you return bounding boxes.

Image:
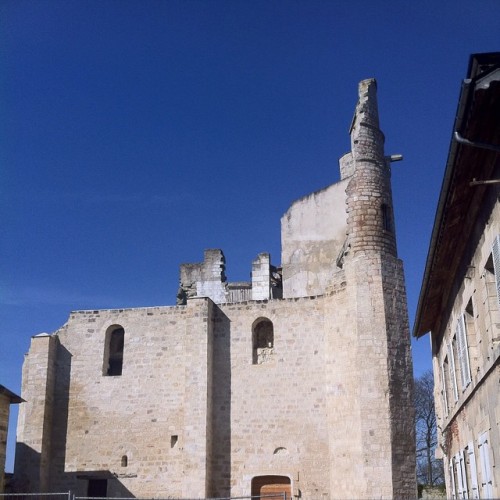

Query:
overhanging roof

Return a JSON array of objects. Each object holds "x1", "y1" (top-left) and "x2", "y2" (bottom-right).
[
  {"x1": 0, "y1": 384, "x2": 23, "y2": 404},
  {"x1": 413, "y1": 53, "x2": 500, "y2": 340}
]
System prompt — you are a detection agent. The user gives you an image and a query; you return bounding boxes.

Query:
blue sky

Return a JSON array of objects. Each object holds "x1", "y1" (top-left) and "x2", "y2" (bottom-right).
[{"x1": 1, "y1": 0, "x2": 499, "y2": 472}]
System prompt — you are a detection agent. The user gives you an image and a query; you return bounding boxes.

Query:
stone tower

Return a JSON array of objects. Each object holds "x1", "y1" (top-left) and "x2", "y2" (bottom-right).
[
  {"x1": 332, "y1": 78, "x2": 415, "y2": 496},
  {"x1": 13, "y1": 79, "x2": 415, "y2": 498},
  {"x1": 346, "y1": 78, "x2": 397, "y2": 256}
]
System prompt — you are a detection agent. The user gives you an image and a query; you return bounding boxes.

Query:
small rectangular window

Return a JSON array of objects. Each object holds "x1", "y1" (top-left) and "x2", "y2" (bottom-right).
[{"x1": 381, "y1": 204, "x2": 392, "y2": 232}]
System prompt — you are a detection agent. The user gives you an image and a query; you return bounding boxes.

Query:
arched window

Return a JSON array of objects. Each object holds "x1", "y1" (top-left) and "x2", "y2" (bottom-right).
[
  {"x1": 252, "y1": 318, "x2": 274, "y2": 365},
  {"x1": 103, "y1": 325, "x2": 125, "y2": 376}
]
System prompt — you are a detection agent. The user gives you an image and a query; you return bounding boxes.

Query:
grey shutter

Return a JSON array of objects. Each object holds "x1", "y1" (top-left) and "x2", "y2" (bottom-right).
[
  {"x1": 456, "y1": 315, "x2": 471, "y2": 388},
  {"x1": 467, "y1": 442, "x2": 479, "y2": 499},
  {"x1": 448, "y1": 341, "x2": 459, "y2": 401},
  {"x1": 492, "y1": 235, "x2": 500, "y2": 305}
]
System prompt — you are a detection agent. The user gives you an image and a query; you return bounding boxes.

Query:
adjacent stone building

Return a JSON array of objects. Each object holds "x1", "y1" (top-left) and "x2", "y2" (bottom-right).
[
  {"x1": 0, "y1": 385, "x2": 22, "y2": 492},
  {"x1": 414, "y1": 52, "x2": 500, "y2": 499},
  {"x1": 14, "y1": 79, "x2": 415, "y2": 498}
]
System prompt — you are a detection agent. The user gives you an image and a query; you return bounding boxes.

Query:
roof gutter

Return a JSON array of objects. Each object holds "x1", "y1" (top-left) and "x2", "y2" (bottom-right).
[{"x1": 455, "y1": 131, "x2": 500, "y2": 153}]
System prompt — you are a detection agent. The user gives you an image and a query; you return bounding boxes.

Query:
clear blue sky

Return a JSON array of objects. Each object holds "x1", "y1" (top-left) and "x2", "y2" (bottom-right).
[{"x1": 1, "y1": 0, "x2": 499, "y2": 472}]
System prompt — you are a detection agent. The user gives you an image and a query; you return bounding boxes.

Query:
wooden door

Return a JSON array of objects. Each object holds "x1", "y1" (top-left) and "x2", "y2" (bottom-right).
[{"x1": 251, "y1": 475, "x2": 291, "y2": 499}]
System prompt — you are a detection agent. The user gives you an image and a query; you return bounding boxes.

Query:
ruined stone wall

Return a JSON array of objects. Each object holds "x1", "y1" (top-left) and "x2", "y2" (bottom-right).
[
  {"x1": 251, "y1": 253, "x2": 271, "y2": 300},
  {"x1": 281, "y1": 179, "x2": 349, "y2": 298},
  {"x1": 180, "y1": 249, "x2": 228, "y2": 303}
]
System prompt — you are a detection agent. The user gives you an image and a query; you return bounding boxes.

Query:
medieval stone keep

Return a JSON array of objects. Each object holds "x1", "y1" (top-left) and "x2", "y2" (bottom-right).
[{"x1": 14, "y1": 79, "x2": 416, "y2": 499}]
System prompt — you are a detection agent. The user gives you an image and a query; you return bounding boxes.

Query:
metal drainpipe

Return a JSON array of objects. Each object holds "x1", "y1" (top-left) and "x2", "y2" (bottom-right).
[{"x1": 454, "y1": 131, "x2": 500, "y2": 153}]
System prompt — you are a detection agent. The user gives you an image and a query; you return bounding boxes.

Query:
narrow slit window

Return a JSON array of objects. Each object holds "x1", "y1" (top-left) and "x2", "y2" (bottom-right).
[
  {"x1": 171, "y1": 435, "x2": 178, "y2": 448},
  {"x1": 381, "y1": 203, "x2": 392, "y2": 232}
]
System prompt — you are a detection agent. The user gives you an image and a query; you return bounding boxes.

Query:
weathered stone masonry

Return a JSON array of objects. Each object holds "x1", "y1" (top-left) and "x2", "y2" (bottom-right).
[{"x1": 14, "y1": 79, "x2": 415, "y2": 499}]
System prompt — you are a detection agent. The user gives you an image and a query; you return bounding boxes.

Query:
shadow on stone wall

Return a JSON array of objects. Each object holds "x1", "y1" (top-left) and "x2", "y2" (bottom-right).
[
  {"x1": 13, "y1": 341, "x2": 134, "y2": 497},
  {"x1": 50, "y1": 342, "x2": 73, "y2": 491},
  {"x1": 13, "y1": 444, "x2": 134, "y2": 497},
  {"x1": 12, "y1": 443, "x2": 40, "y2": 492},
  {"x1": 210, "y1": 309, "x2": 231, "y2": 496}
]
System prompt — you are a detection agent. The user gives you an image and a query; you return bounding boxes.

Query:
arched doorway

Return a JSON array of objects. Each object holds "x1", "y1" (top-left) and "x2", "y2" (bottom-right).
[{"x1": 251, "y1": 475, "x2": 291, "y2": 500}]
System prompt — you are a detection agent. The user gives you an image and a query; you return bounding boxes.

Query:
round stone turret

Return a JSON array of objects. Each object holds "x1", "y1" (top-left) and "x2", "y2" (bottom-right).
[{"x1": 345, "y1": 79, "x2": 397, "y2": 257}]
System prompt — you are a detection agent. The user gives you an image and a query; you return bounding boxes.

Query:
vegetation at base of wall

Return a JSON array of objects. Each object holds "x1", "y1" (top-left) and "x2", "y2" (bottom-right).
[{"x1": 418, "y1": 483, "x2": 447, "y2": 499}]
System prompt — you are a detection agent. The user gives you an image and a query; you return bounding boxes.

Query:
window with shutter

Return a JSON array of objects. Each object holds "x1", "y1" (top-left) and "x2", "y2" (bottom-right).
[
  {"x1": 492, "y1": 235, "x2": 500, "y2": 305},
  {"x1": 478, "y1": 432, "x2": 493, "y2": 499},
  {"x1": 456, "y1": 315, "x2": 471, "y2": 389},
  {"x1": 450, "y1": 457, "x2": 457, "y2": 500},
  {"x1": 459, "y1": 450, "x2": 469, "y2": 499},
  {"x1": 448, "y1": 341, "x2": 459, "y2": 402},
  {"x1": 441, "y1": 360, "x2": 449, "y2": 416},
  {"x1": 467, "y1": 442, "x2": 480, "y2": 499},
  {"x1": 484, "y1": 247, "x2": 500, "y2": 343}
]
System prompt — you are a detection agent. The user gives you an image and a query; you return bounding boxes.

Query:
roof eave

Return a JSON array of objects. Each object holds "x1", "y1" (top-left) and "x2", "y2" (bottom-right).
[{"x1": 412, "y1": 78, "x2": 472, "y2": 339}]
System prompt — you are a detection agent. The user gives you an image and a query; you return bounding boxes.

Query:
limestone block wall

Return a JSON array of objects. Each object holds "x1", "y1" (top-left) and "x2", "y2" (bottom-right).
[
  {"x1": 322, "y1": 254, "x2": 414, "y2": 499},
  {"x1": 281, "y1": 179, "x2": 349, "y2": 298},
  {"x1": 15, "y1": 300, "x2": 215, "y2": 497},
  {"x1": 14, "y1": 334, "x2": 57, "y2": 492},
  {"x1": 69, "y1": 300, "x2": 210, "y2": 498},
  {"x1": 217, "y1": 295, "x2": 331, "y2": 498},
  {"x1": 251, "y1": 253, "x2": 271, "y2": 301},
  {"x1": 14, "y1": 269, "x2": 414, "y2": 498}
]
